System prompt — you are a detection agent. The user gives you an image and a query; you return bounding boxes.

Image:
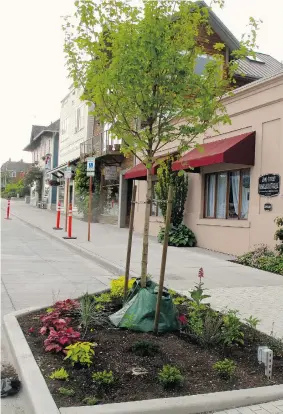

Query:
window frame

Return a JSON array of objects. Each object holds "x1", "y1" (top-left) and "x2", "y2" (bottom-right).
[
  {"x1": 203, "y1": 168, "x2": 250, "y2": 220},
  {"x1": 150, "y1": 180, "x2": 162, "y2": 218}
]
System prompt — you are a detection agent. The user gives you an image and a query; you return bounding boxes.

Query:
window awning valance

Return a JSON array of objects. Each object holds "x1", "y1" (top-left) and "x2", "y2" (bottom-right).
[
  {"x1": 172, "y1": 132, "x2": 256, "y2": 172},
  {"x1": 124, "y1": 156, "x2": 168, "y2": 180}
]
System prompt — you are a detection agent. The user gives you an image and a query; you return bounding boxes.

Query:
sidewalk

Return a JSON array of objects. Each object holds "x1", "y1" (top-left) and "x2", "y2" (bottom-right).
[{"x1": 4, "y1": 199, "x2": 283, "y2": 337}]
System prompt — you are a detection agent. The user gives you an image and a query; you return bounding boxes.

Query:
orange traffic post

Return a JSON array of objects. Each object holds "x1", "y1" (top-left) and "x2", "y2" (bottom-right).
[
  {"x1": 53, "y1": 201, "x2": 63, "y2": 230},
  {"x1": 63, "y1": 203, "x2": 77, "y2": 240},
  {"x1": 5, "y1": 199, "x2": 11, "y2": 220}
]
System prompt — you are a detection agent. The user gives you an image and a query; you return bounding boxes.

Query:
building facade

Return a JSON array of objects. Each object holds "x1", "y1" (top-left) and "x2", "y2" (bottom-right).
[
  {"x1": 1, "y1": 159, "x2": 31, "y2": 189},
  {"x1": 24, "y1": 120, "x2": 60, "y2": 208},
  {"x1": 129, "y1": 72, "x2": 283, "y2": 255}
]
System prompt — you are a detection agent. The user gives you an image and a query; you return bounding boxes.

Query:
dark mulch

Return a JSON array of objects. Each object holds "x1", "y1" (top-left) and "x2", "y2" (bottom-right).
[{"x1": 18, "y1": 306, "x2": 283, "y2": 408}]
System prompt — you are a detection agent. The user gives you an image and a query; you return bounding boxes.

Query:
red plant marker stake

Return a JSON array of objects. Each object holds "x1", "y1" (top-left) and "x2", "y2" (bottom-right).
[
  {"x1": 63, "y1": 203, "x2": 77, "y2": 240},
  {"x1": 53, "y1": 200, "x2": 63, "y2": 230}
]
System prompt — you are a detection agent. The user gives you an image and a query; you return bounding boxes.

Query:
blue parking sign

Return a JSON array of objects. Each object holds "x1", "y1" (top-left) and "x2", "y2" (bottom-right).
[{"x1": 86, "y1": 157, "x2": 95, "y2": 172}]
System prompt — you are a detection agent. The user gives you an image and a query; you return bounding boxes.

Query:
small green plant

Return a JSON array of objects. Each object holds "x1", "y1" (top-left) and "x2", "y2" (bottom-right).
[
  {"x1": 173, "y1": 296, "x2": 186, "y2": 305},
  {"x1": 157, "y1": 365, "x2": 184, "y2": 389},
  {"x1": 213, "y1": 359, "x2": 236, "y2": 379},
  {"x1": 94, "y1": 292, "x2": 112, "y2": 303},
  {"x1": 82, "y1": 396, "x2": 99, "y2": 405},
  {"x1": 49, "y1": 368, "x2": 69, "y2": 381},
  {"x1": 92, "y1": 370, "x2": 114, "y2": 387},
  {"x1": 190, "y1": 268, "x2": 210, "y2": 307},
  {"x1": 64, "y1": 342, "x2": 96, "y2": 367},
  {"x1": 110, "y1": 276, "x2": 136, "y2": 299},
  {"x1": 168, "y1": 288, "x2": 177, "y2": 297},
  {"x1": 132, "y1": 340, "x2": 160, "y2": 357},
  {"x1": 79, "y1": 293, "x2": 97, "y2": 335},
  {"x1": 244, "y1": 315, "x2": 261, "y2": 341},
  {"x1": 95, "y1": 304, "x2": 105, "y2": 312},
  {"x1": 46, "y1": 307, "x2": 55, "y2": 313},
  {"x1": 123, "y1": 313, "x2": 136, "y2": 329},
  {"x1": 221, "y1": 310, "x2": 244, "y2": 349},
  {"x1": 58, "y1": 387, "x2": 75, "y2": 396}
]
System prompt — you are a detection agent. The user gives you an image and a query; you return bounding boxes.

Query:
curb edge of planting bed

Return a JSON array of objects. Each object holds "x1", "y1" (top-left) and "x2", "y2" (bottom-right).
[{"x1": 4, "y1": 307, "x2": 283, "y2": 414}]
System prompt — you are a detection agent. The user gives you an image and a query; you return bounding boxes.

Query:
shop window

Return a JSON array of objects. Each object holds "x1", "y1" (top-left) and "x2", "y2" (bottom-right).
[
  {"x1": 204, "y1": 169, "x2": 250, "y2": 220},
  {"x1": 151, "y1": 181, "x2": 162, "y2": 218}
]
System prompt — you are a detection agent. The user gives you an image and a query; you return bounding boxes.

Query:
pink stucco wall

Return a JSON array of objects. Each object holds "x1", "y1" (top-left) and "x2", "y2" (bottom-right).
[{"x1": 132, "y1": 73, "x2": 283, "y2": 255}]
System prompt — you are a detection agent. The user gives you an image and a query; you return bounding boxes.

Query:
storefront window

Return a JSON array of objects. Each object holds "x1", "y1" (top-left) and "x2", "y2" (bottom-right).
[
  {"x1": 151, "y1": 181, "x2": 162, "y2": 217},
  {"x1": 204, "y1": 169, "x2": 250, "y2": 220},
  {"x1": 205, "y1": 174, "x2": 216, "y2": 217}
]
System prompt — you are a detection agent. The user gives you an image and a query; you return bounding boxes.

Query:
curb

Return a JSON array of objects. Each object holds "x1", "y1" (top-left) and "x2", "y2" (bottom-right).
[
  {"x1": 4, "y1": 307, "x2": 283, "y2": 414},
  {"x1": 4, "y1": 308, "x2": 60, "y2": 414},
  {"x1": 9, "y1": 210, "x2": 139, "y2": 279}
]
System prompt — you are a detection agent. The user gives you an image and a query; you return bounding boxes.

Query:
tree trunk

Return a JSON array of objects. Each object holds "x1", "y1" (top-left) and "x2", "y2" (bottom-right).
[{"x1": 140, "y1": 168, "x2": 152, "y2": 288}]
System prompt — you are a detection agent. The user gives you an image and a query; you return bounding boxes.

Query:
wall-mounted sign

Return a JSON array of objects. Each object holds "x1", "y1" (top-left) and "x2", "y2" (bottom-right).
[
  {"x1": 104, "y1": 166, "x2": 118, "y2": 181},
  {"x1": 258, "y1": 174, "x2": 280, "y2": 197},
  {"x1": 64, "y1": 166, "x2": 73, "y2": 180},
  {"x1": 264, "y1": 203, "x2": 272, "y2": 212}
]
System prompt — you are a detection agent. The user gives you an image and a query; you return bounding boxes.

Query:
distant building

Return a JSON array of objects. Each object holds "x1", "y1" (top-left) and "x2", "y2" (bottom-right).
[
  {"x1": 1, "y1": 159, "x2": 31, "y2": 189},
  {"x1": 23, "y1": 120, "x2": 60, "y2": 208}
]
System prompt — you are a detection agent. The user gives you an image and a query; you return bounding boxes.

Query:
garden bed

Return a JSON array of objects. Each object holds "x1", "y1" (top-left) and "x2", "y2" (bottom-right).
[{"x1": 17, "y1": 278, "x2": 283, "y2": 409}]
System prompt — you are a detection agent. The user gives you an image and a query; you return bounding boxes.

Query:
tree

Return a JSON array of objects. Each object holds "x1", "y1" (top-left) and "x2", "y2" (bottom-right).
[
  {"x1": 23, "y1": 166, "x2": 43, "y2": 200},
  {"x1": 74, "y1": 161, "x2": 100, "y2": 222},
  {"x1": 63, "y1": 0, "x2": 259, "y2": 287},
  {"x1": 155, "y1": 158, "x2": 188, "y2": 227}
]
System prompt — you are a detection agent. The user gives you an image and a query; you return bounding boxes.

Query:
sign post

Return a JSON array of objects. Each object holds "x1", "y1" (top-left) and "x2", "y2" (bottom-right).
[
  {"x1": 86, "y1": 157, "x2": 95, "y2": 242},
  {"x1": 64, "y1": 166, "x2": 73, "y2": 232}
]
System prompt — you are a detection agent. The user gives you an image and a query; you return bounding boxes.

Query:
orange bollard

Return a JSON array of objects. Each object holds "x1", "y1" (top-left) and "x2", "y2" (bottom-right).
[
  {"x1": 53, "y1": 201, "x2": 63, "y2": 230},
  {"x1": 5, "y1": 199, "x2": 11, "y2": 220},
  {"x1": 63, "y1": 203, "x2": 77, "y2": 240}
]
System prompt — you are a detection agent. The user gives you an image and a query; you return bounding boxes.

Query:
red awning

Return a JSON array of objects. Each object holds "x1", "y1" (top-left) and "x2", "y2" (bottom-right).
[
  {"x1": 124, "y1": 156, "x2": 167, "y2": 180},
  {"x1": 172, "y1": 132, "x2": 256, "y2": 171}
]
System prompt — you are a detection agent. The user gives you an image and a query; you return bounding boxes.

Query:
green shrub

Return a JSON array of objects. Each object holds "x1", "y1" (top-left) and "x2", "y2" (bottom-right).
[
  {"x1": 92, "y1": 370, "x2": 114, "y2": 387},
  {"x1": 82, "y1": 397, "x2": 99, "y2": 405},
  {"x1": 158, "y1": 224, "x2": 196, "y2": 247},
  {"x1": 221, "y1": 310, "x2": 244, "y2": 349},
  {"x1": 132, "y1": 340, "x2": 160, "y2": 357},
  {"x1": 49, "y1": 368, "x2": 69, "y2": 381},
  {"x1": 157, "y1": 365, "x2": 184, "y2": 389},
  {"x1": 64, "y1": 342, "x2": 96, "y2": 367},
  {"x1": 237, "y1": 245, "x2": 283, "y2": 275},
  {"x1": 58, "y1": 387, "x2": 75, "y2": 396},
  {"x1": 213, "y1": 359, "x2": 236, "y2": 379}
]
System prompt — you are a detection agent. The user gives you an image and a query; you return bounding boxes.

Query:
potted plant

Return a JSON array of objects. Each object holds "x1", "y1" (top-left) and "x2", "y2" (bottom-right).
[
  {"x1": 108, "y1": 144, "x2": 113, "y2": 152},
  {"x1": 114, "y1": 143, "x2": 121, "y2": 152},
  {"x1": 42, "y1": 155, "x2": 46, "y2": 161}
]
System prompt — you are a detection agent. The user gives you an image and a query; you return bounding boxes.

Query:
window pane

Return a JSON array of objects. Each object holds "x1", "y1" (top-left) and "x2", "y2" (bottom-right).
[
  {"x1": 205, "y1": 174, "x2": 216, "y2": 217},
  {"x1": 240, "y1": 171, "x2": 250, "y2": 219},
  {"x1": 216, "y1": 173, "x2": 227, "y2": 218},
  {"x1": 195, "y1": 54, "x2": 214, "y2": 75},
  {"x1": 228, "y1": 171, "x2": 240, "y2": 219}
]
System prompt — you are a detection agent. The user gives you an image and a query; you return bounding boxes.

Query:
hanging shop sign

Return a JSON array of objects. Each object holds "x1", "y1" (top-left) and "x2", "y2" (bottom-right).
[
  {"x1": 258, "y1": 174, "x2": 280, "y2": 197},
  {"x1": 104, "y1": 166, "x2": 118, "y2": 181},
  {"x1": 64, "y1": 167, "x2": 73, "y2": 180}
]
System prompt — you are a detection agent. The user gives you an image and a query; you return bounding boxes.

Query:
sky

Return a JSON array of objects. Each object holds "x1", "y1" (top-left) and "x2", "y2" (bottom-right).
[{"x1": 0, "y1": 0, "x2": 282, "y2": 166}]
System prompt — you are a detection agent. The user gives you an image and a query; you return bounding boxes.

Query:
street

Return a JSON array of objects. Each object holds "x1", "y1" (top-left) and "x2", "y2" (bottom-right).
[{"x1": 1, "y1": 209, "x2": 116, "y2": 413}]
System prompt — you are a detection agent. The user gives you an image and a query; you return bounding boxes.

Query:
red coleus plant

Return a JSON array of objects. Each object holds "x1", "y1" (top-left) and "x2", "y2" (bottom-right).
[
  {"x1": 43, "y1": 327, "x2": 81, "y2": 353},
  {"x1": 39, "y1": 311, "x2": 71, "y2": 335},
  {"x1": 178, "y1": 314, "x2": 188, "y2": 326},
  {"x1": 54, "y1": 299, "x2": 80, "y2": 313}
]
